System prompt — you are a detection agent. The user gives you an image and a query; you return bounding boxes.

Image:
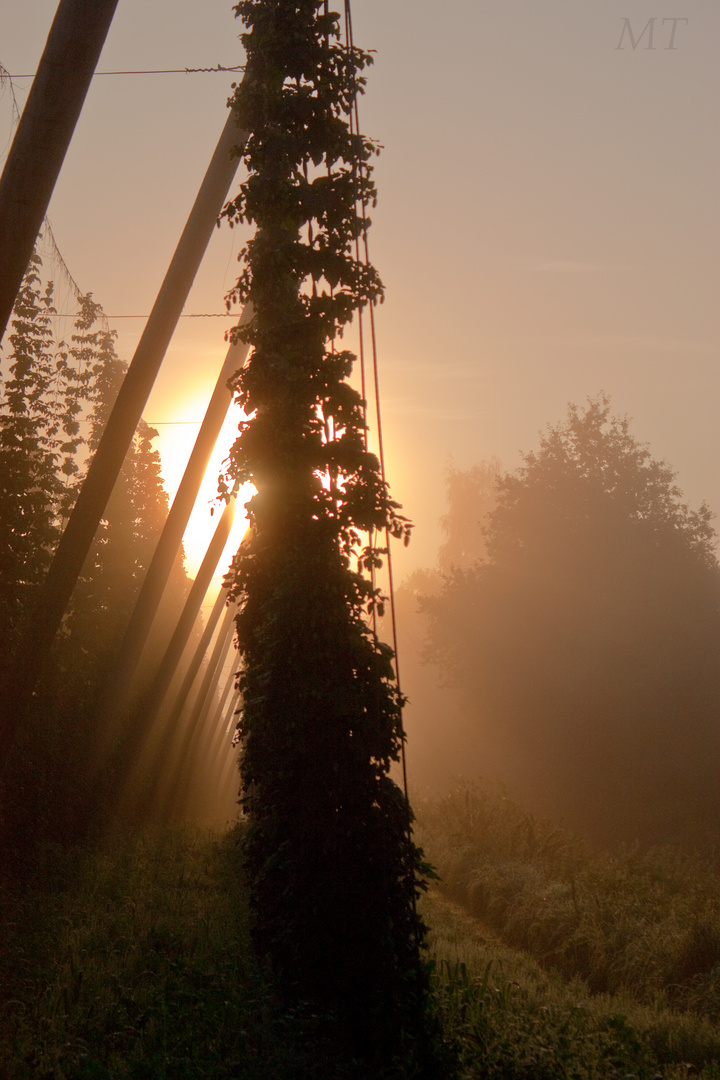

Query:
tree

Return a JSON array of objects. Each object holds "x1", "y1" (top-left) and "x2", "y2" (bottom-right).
[
  {"x1": 437, "y1": 457, "x2": 501, "y2": 573},
  {"x1": 0, "y1": 258, "x2": 193, "y2": 853},
  {"x1": 424, "y1": 396, "x2": 720, "y2": 845},
  {"x1": 68, "y1": 323, "x2": 177, "y2": 670},
  {"x1": 0, "y1": 256, "x2": 64, "y2": 654},
  {"x1": 48, "y1": 309, "x2": 194, "y2": 837},
  {"x1": 220, "y1": 0, "x2": 433, "y2": 1063}
]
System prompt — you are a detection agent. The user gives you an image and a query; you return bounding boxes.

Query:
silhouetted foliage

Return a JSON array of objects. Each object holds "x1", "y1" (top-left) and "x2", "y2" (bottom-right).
[
  {"x1": 221, "y1": 0, "x2": 436, "y2": 1066},
  {"x1": 424, "y1": 396, "x2": 720, "y2": 845},
  {"x1": 67, "y1": 326, "x2": 176, "y2": 673},
  {"x1": 0, "y1": 256, "x2": 64, "y2": 649},
  {"x1": 0, "y1": 257, "x2": 192, "y2": 855}
]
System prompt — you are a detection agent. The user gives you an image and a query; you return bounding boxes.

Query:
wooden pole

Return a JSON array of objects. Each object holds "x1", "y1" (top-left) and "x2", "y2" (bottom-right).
[
  {"x1": 95, "y1": 496, "x2": 237, "y2": 779},
  {"x1": 0, "y1": 0, "x2": 119, "y2": 344},
  {"x1": 161, "y1": 600, "x2": 237, "y2": 817},
  {"x1": 98, "y1": 310, "x2": 251, "y2": 719},
  {"x1": 3, "y1": 109, "x2": 247, "y2": 751}
]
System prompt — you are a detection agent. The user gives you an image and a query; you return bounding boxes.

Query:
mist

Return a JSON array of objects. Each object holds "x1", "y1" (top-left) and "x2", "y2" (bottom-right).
[
  {"x1": 2, "y1": 5, "x2": 720, "y2": 1076},
  {"x1": 397, "y1": 398, "x2": 720, "y2": 848}
]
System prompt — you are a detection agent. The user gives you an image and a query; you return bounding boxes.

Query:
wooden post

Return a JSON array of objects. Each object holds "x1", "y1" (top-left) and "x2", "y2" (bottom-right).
[
  {"x1": 0, "y1": 0, "x2": 119, "y2": 343},
  {"x1": 3, "y1": 109, "x2": 247, "y2": 751},
  {"x1": 161, "y1": 600, "x2": 237, "y2": 817},
  {"x1": 99, "y1": 310, "x2": 251, "y2": 720},
  {"x1": 95, "y1": 496, "x2": 238, "y2": 781}
]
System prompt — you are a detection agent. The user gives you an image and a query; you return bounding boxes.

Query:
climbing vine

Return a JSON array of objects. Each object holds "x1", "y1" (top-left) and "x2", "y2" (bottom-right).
[
  {"x1": 0, "y1": 258, "x2": 189, "y2": 855},
  {"x1": 221, "y1": 0, "x2": 434, "y2": 1063}
]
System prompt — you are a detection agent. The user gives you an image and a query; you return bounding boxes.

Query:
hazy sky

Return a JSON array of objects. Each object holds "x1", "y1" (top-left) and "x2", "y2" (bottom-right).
[{"x1": 1, "y1": 0, "x2": 718, "y2": 580}]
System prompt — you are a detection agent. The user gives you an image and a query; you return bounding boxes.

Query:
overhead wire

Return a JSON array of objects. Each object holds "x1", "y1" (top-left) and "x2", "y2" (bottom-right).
[
  {"x1": 1, "y1": 56, "x2": 244, "y2": 327},
  {"x1": 1, "y1": 65, "x2": 106, "y2": 330},
  {"x1": 51, "y1": 312, "x2": 237, "y2": 319},
  {"x1": 342, "y1": 1, "x2": 413, "y2": 813},
  {"x1": 3, "y1": 65, "x2": 245, "y2": 79}
]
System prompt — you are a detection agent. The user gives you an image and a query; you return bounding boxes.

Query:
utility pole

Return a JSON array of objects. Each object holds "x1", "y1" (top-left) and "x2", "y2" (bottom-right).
[{"x1": 0, "y1": 0, "x2": 119, "y2": 344}]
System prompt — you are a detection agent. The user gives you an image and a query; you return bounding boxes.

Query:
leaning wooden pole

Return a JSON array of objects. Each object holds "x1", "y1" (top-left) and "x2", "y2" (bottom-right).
[
  {"x1": 182, "y1": 648, "x2": 241, "y2": 820},
  {"x1": 96, "y1": 311, "x2": 251, "y2": 726},
  {"x1": 0, "y1": 0, "x2": 119, "y2": 344},
  {"x1": 2, "y1": 109, "x2": 247, "y2": 751},
  {"x1": 158, "y1": 600, "x2": 237, "y2": 817},
  {"x1": 195, "y1": 659, "x2": 240, "y2": 779},
  {"x1": 95, "y1": 496, "x2": 238, "y2": 783},
  {"x1": 204, "y1": 662, "x2": 238, "y2": 750}
]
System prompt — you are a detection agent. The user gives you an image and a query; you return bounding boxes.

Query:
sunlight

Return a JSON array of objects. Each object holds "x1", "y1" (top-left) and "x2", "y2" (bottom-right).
[
  {"x1": 150, "y1": 398, "x2": 252, "y2": 586},
  {"x1": 148, "y1": 313, "x2": 407, "y2": 601}
]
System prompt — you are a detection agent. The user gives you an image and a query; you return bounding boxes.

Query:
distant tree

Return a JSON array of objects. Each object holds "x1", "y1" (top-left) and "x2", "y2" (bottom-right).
[
  {"x1": 69, "y1": 310, "x2": 174, "y2": 661},
  {"x1": 55, "y1": 311, "x2": 193, "y2": 815},
  {"x1": 438, "y1": 457, "x2": 501, "y2": 573},
  {"x1": 66, "y1": 318, "x2": 139, "y2": 657},
  {"x1": 424, "y1": 396, "x2": 720, "y2": 845},
  {"x1": 0, "y1": 261, "x2": 182, "y2": 676}
]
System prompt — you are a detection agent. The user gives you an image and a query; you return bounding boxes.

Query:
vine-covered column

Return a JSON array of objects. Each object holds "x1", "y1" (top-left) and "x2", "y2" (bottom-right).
[{"x1": 222, "y1": 0, "x2": 435, "y2": 1063}]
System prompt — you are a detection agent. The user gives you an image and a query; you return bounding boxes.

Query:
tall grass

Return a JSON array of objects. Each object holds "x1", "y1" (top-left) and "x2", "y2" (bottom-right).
[
  {"x1": 0, "y1": 828, "x2": 391, "y2": 1079},
  {"x1": 423, "y1": 889, "x2": 720, "y2": 1079},
  {"x1": 3, "y1": 806, "x2": 720, "y2": 1079},
  {"x1": 417, "y1": 780, "x2": 720, "y2": 1075}
]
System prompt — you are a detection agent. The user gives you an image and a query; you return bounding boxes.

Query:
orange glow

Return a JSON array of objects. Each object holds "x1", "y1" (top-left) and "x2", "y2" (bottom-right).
[{"x1": 149, "y1": 393, "x2": 252, "y2": 587}]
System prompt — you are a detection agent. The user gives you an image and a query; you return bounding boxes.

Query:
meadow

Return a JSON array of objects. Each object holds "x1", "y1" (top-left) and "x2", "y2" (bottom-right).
[
  {"x1": 419, "y1": 781, "x2": 720, "y2": 1078},
  {"x1": 1, "y1": 787, "x2": 719, "y2": 1079}
]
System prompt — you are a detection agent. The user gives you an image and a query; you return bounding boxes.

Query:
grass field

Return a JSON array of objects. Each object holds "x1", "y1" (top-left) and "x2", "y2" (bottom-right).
[
  {"x1": 418, "y1": 781, "x2": 720, "y2": 1078},
  {"x1": 1, "y1": 791, "x2": 719, "y2": 1079}
]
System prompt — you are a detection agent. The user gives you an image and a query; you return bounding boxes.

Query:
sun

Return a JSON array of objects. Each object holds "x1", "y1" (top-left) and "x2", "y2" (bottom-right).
[{"x1": 150, "y1": 399, "x2": 252, "y2": 596}]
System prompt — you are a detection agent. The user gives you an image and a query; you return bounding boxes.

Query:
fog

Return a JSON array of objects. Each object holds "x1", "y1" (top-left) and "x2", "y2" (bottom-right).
[
  {"x1": 396, "y1": 402, "x2": 720, "y2": 847},
  {"x1": 1, "y1": 0, "x2": 717, "y2": 575},
  {"x1": 1, "y1": 2, "x2": 718, "y2": 849}
]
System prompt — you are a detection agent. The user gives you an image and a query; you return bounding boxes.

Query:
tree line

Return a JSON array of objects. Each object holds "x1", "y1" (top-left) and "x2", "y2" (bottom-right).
[
  {"x1": 0, "y1": 254, "x2": 194, "y2": 856},
  {"x1": 400, "y1": 396, "x2": 720, "y2": 847}
]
